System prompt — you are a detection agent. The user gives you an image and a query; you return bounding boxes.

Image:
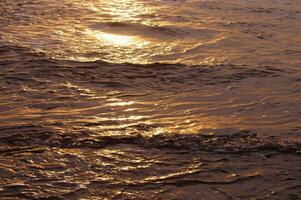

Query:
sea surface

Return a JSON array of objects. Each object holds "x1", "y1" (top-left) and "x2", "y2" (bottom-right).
[{"x1": 0, "y1": 0, "x2": 301, "y2": 199}]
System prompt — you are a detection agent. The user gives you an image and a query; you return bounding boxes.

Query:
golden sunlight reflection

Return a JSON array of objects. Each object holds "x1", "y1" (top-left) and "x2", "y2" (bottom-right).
[
  {"x1": 83, "y1": 28, "x2": 152, "y2": 63},
  {"x1": 82, "y1": 94, "x2": 228, "y2": 137},
  {"x1": 90, "y1": 0, "x2": 153, "y2": 25},
  {"x1": 106, "y1": 101, "x2": 135, "y2": 107},
  {"x1": 86, "y1": 29, "x2": 137, "y2": 46}
]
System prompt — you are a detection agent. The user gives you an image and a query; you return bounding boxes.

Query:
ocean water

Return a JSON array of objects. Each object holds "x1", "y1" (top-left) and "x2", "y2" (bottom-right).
[{"x1": 0, "y1": 0, "x2": 300, "y2": 199}]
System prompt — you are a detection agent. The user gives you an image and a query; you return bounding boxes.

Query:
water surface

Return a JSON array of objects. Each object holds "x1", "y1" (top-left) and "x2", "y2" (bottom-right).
[{"x1": 0, "y1": 0, "x2": 301, "y2": 199}]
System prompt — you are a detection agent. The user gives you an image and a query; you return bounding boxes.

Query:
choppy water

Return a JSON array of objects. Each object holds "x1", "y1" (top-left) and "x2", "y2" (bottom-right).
[{"x1": 0, "y1": 0, "x2": 301, "y2": 199}]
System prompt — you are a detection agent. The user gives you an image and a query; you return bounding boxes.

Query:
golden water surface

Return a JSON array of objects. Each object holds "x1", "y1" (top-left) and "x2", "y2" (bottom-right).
[{"x1": 0, "y1": 0, "x2": 301, "y2": 199}]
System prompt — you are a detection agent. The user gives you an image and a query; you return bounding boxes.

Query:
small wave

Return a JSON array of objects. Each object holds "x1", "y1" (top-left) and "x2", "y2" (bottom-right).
[
  {"x1": 88, "y1": 21, "x2": 221, "y2": 40},
  {"x1": 0, "y1": 44, "x2": 291, "y2": 81},
  {"x1": 0, "y1": 125, "x2": 299, "y2": 155}
]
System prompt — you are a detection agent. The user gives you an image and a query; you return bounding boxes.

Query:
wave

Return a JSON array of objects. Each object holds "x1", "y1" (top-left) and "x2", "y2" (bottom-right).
[
  {"x1": 0, "y1": 125, "x2": 299, "y2": 155},
  {"x1": 0, "y1": 43, "x2": 293, "y2": 72},
  {"x1": 88, "y1": 21, "x2": 221, "y2": 41}
]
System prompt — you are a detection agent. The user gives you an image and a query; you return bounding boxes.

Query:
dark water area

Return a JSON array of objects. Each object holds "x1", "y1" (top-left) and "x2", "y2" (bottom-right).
[{"x1": 0, "y1": 0, "x2": 301, "y2": 199}]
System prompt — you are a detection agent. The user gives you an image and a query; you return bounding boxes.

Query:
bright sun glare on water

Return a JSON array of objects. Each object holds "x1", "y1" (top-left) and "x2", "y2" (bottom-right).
[{"x1": 86, "y1": 29, "x2": 137, "y2": 46}]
